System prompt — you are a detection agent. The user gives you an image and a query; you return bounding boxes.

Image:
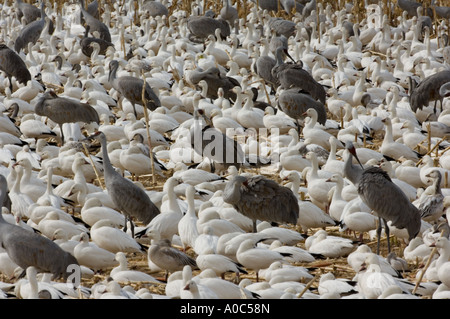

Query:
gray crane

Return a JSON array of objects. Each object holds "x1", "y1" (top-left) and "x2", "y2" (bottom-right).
[
  {"x1": 344, "y1": 141, "x2": 421, "y2": 255},
  {"x1": 142, "y1": 0, "x2": 169, "y2": 17},
  {"x1": 268, "y1": 17, "x2": 296, "y2": 38},
  {"x1": 14, "y1": 0, "x2": 41, "y2": 25},
  {"x1": 190, "y1": 108, "x2": 245, "y2": 173},
  {"x1": 14, "y1": 1, "x2": 49, "y2": 53},
  {"x1": 34, "y1": 90, "x2": 100, "y2": 145},
  {"x1": 186, "y1": 15, "x2": 230, "y2": 43},
  {"x1": 409, "y1": 70, "x2": 450, "y2": 114},
  {"x1": 83, "y1": 131, "x2": 160, "y2": 237},
  {"x1": 219, "y1": 0, "x2": 238, "y2": 31},
  {"x1": 148, "y1": 238, "x2": 198, "y2": 282},
  {"x1": 272, "y1": 47, "x2": 326, "y2": 104},
  {"x1": 0, "y1": 44, "x2": 31, "y2": 92},
  {"x1": 79, "y1": 0, "x2": 111, "y2": 43},
  {"x1": 189, "y1": 67, "x2": 240, "y2": 101},
  {"x1": 108, "y1": 59, "x2": 161, "y2": 118},
  {"x1": 397, "y1": 0, "x2": 433, "y2": 18},
  {"x1": 222, "y1": 174, "x2": 299, "y2": 233},
  {"x1": 277, "y1": 88, "x2": 327, "y2": 131},
  {"x1": 80, "y1": 25, "x2": 114, "y2": 58},
  {"x1": 0, "y1": 174, "x2": 79, "y2": 280}
]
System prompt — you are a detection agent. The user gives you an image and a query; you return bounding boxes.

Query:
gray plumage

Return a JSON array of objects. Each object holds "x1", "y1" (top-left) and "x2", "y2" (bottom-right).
[
  {"x1": 0, "y1": 44, "x2": 31, "y2": 91},
  {"x1": 148, "y1": 238, "x2": 197, "y2": 281},
  {"x1": 433, "y1": 2, "x2": 450, "y2": 19},
  {"x1": 80, "y1": 25, "x2": 114, "y2": 57},
  {"x1": 397, "y1": 0, "x2": 433, "y2": 18},
  {"x1": 84, "y1": 131, "x2": 160, "y2": 237},
  {"x1": 189, "y1": 67, "x2": 240, "y2": 101},
  {"x1": 268, "y1": 17, "x2": 296, "y2": 38},
  {"x1": 278, "y1": 88, "x2": 327, "y2": 126},
  {"x1": 34, "y1": 90, "x2": 100, "y2": 144},
  {"x1": 187, "y1": 15, "x2": 230, "y2": 43},
  {"x1": 219, "y1": 0, "x2": 238, "y2": 28},
  {"x1": 108, "y1": 60, "x2": 161, "y2": 117},
  {"x1": 15, "y1": 0, "x2": 41, "y2": 25},
  {"x1": 190, "y1": 108, "x2": 245, "y2": 173},
  {"x1": 223, "y1": 174, "x2": 300, "y2": 233},
  {"x1": 439, "y1": 81, "x2": 450, "y2": 98},
  {"x1": 272, "y1": 47, "x2": 326, "y2": 104},
  {"x1": 142, "y1": 0, "x2": 169, "y2": 17},
  {"x1": 344, "y1": 141, "x2": 421, "y2": 254},
  {"x1": 0, "y1": 174, "x2": 79, "y2": 280},
  {"x1": 417, "y1": 170, "x2": 444, "y2": 222},
  {"x1": 409, "y1": 70, "x2": 450, "y2": 113},
  {"x1": 253, "y1": 55, "x2": 279, "y2": 93},
  {"x1": 14, "y1": 1, "x2": 47, "y2": 53},
  {"x1": 79, "y1": 0, "x2": 111, "y2": 42}
]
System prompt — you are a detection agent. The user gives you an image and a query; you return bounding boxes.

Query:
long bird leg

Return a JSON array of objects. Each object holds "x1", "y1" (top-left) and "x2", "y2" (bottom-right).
[
  {"x1": 252, "y1": 220, "x2": 257, "y2": 233},
  {"x1": 296, "y1": 119, "x2": 303, "y2": 139},
  {"x1": 376, "y1": 216, "x2": 383, "y2": 255},
  {"x1": 59, "y1": 124, "x2": 65, "y2": 146},
  {"x1": 384, "y1": 218, "x2": 391, "y2": 254}
]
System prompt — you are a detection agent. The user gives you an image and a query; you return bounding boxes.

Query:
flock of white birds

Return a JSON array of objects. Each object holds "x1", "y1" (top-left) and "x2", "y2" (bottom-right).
[{"x1": 0, "y1": 0, "x2": 450, "y2": 300}]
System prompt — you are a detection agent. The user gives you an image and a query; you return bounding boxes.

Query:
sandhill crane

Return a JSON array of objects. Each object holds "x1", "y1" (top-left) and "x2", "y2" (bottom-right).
[
  {"x1": 344, "y1": 141, "x2": 421, "y2": 255},
  {"x1": 0, "y1": 44, "x2": 31, "y2": 92},
  {"x1": 142, "y1": 0, "x2": 169, "y2": 17},
  {"x1": 277, "y1": 88, "x2": 327, "y2": 131},
  {"x1": 223, "y1": 174, "x2": 299, "y2": 233},
  {"x1": 84, "y1": 131, "x2": 160, "y2": 237},
  {"x1": 34, "y1": 90, "x2": 100, "y2": 145},
  {"x1": 187, "y1": 15, "x2": 230, "y2": 43},
  {"x1": 79, "y1": 0, "x2": 111, "y2": 42},
  {"x1": 15, "y1": 0, "x2": 41, "y2": 25},
  {"x1": 410, "y1": 70, "x2": 450, "y2": 114},
  {"x1": 80, "y1": 25, "x2": 114, "y2": 58},
  {"x1": 272, "y1": 47, "x2": 327, "y2": 104},
  {"x1": 190, "y1": 108, "x2": 245, "y2": 173},
  {"x1": 108, "y1": 60, "x2": 161, "y2": 118},
  {"x1": 14, "y1": 1, "x2": 50, "y2": 53},
  {"x1": 189, "y1": 67, "x2": 240, "y2": 101},
  {"x1": 0, "y1": 174, "x2": 79, "y2": 280}
]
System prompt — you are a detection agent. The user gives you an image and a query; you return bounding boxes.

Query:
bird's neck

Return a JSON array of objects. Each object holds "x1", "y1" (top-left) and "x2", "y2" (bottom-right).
[{"x1": 344, "y1": 151, "x2": 362, "y2": 186}]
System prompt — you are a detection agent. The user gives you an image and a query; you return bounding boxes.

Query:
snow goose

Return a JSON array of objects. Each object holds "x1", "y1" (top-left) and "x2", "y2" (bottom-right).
[
  {"x1": 13, "y1": 158, "x2": 46, "y2": 203},
  {"x1": 193, "y1": 225, "x2": 220, "y2": 256},
  {"x1": 403, "y1": 237, "x2": 432, "y2": 263},
  {"x1": 307, "y1": 231, "x2": 356, "y2": 258},
  {"x1": 428, "y1": 236, "x2": 450, "y2": 288},
  {"x1": 195, "y1": 269, "x2": 258, "y2": 299},
  {"x1": 8, "y1": 165, "x2": 34, "y2": 219},
  {"x1": 415, "y1": 170, "x2": 445, "y2": 223},
  {"x1": 257, "y1": 221, "x2": 303, "y2": 245},
  {"x1": 318, "y1": 272, "x2": 358, "y2": 297},
  {"x1": 259, "y1": 261, "x2": 313, "y2": 283},
  {"x1": 110, "y1": 252, "x2": 160, "y2": 284},
  {"x1": 269, "y1": 240, "x2": 317, "y2": 263},
  {"x1": 283, "y1": 171, "x2": 336, "y2": 232},
  {"x1": 380, "y1": 117, "x2": 421, "y2": 162},
  {"x1": 37, "y1": 211, "x2": 89, "y2": 240},
  {"x1": 80, "y1": 197, "x2": 124, "y2": 228},
  {"x1": 177, "y1": 185, "x2": 199, "y2": 251},
  {"x1": 195, "y1": 253, "x2": 248, "y2": 279},
  {"x1": 52, "y1": 229, "x2": 80, "y2": 256},
  {"x1": 181, "y1": 279, "x2": 219, "y2": 299},
  {"x1": 236, "y1": 238, "x2": 291, "y2": 282},
  {"x1": 326, "y1": 173, "x2": 349, "y2": 221},
  {"x1": 90, "y1": 219, "x2": 146, "y2": 254},
  {"x1": 73, "y1": 232, "x2": 118, "y2": 271}
]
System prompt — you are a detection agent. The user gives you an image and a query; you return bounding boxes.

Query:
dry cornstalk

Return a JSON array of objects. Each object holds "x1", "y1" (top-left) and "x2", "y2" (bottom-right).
[
  {"x1": 141, "y1": 71, "x2": 157, "y2": 187},
  {"x1": 412, "y1": 230, "x2": 445, "y2": 294},
  {"x1": 297, "y1": 274, "x2": 319, "y2": 298},
  {"x1": 82, "y1": 142, "x2": 104, "y2": 190},
  {"x1": 415, "y1": 137, "x2": 446, "y2": 167}
]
